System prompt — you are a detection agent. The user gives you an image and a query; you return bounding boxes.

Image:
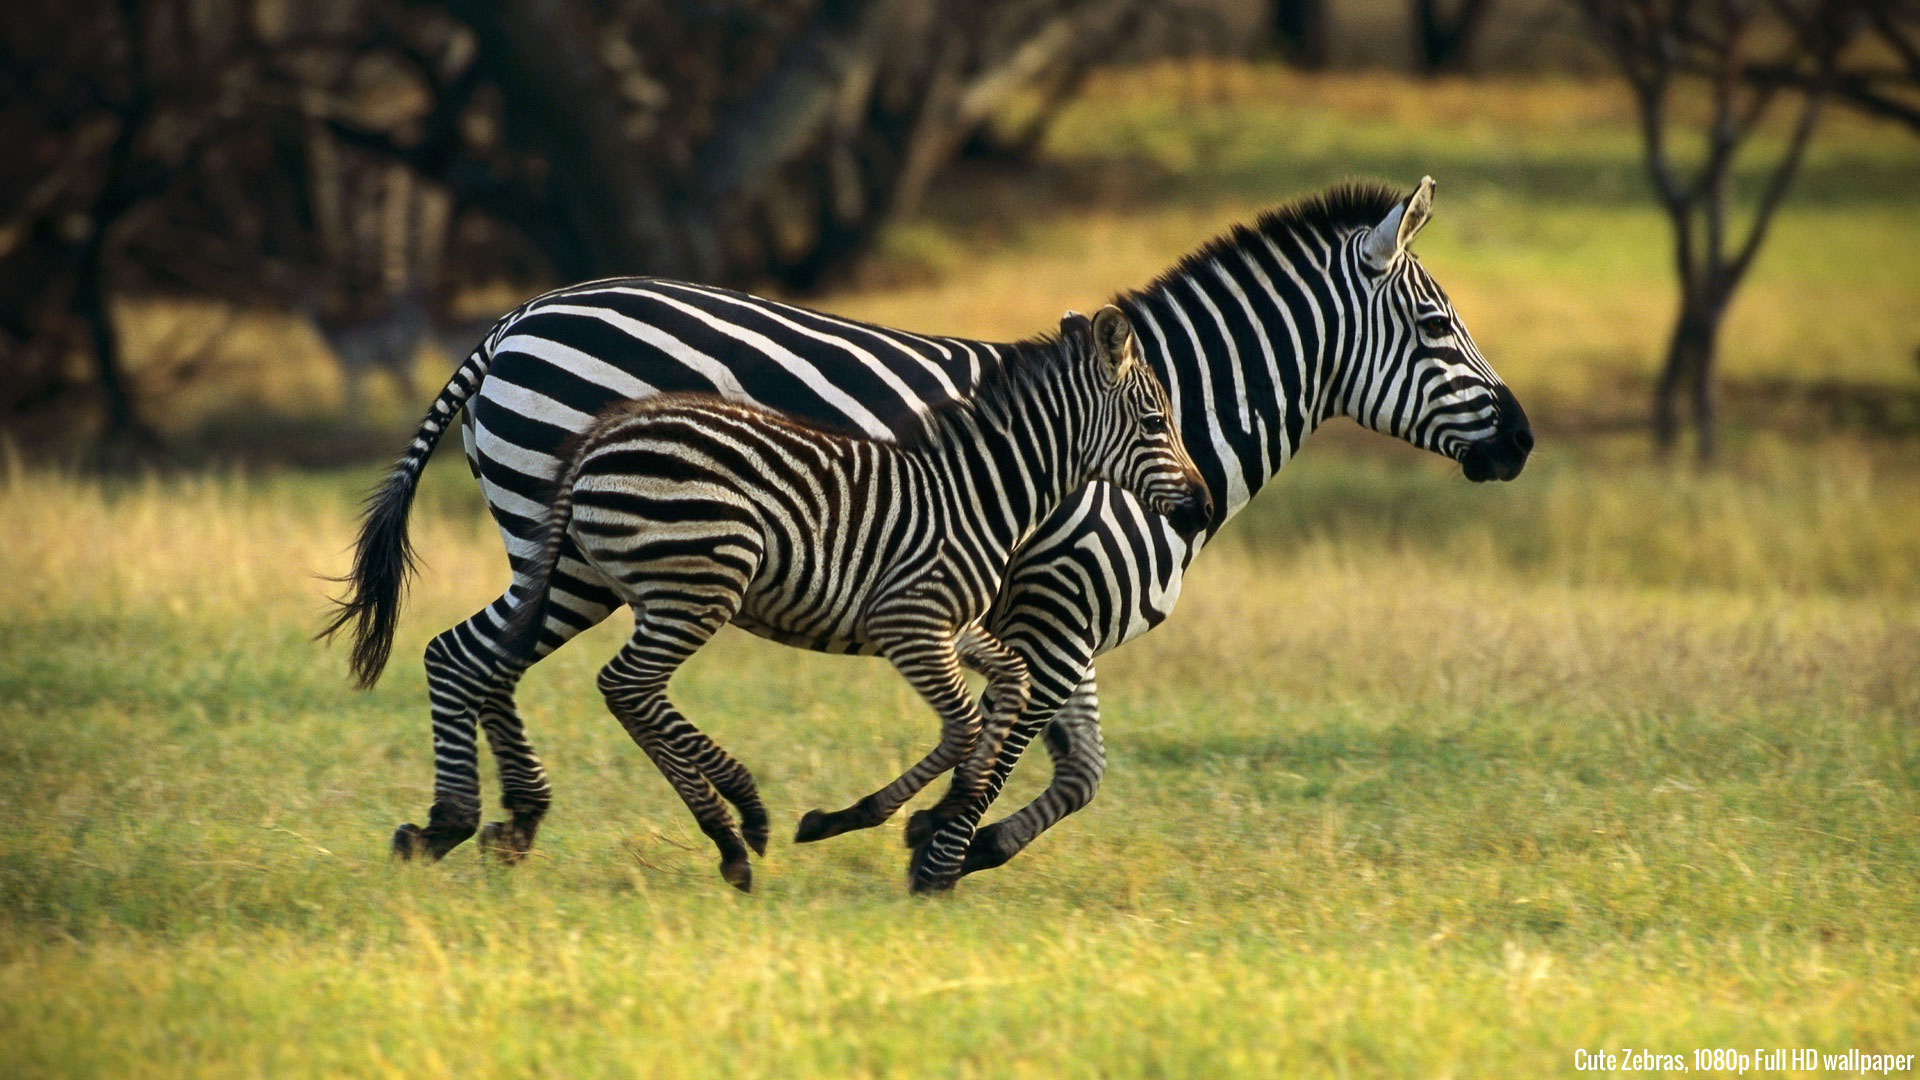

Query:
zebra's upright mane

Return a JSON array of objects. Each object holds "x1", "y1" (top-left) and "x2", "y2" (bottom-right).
[
  {"x1": 1130, "y1": 180, "x2": 1406, "y2": 301},
  {"x1": 894, "y1": 324, "x2": 1087, "y2": 452}
]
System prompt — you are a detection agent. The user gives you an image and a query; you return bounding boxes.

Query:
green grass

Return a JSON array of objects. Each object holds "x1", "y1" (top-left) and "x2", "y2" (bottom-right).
[
  {"x1": 9, "y1": 63, "x2": 1920, "y2": 1077},
  {"x1": 2, "y1": 433, "x2": 1917, "y2": 1078}
]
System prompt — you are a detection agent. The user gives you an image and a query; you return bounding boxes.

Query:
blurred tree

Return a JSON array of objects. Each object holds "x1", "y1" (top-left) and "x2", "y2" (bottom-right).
[
  {"x1": 1, "y1": 0, "x2": 1163, "y2": 460},
  {"x1": 1745, "y1": 0, "x2": 1920, "y2": 128},
  {"x1": 1574, "y1": 0, "x2": 1868, "y2": 461},
  {"x1": 1414, "y1": 0, "x2": 1498, "y2": 74}
]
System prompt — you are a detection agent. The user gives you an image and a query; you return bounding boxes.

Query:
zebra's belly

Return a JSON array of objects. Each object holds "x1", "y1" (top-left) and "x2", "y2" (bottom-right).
[{"x1": 726, "y1": 611, "x2": 885, "y2": 657}]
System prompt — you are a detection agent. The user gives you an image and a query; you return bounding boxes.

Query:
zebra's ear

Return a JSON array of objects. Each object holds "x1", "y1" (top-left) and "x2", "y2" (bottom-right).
[
  {"x1": 1363, "y1": 176, "x2": 1436, "y2": 269},
  {"x1": 1090, "y1": 305, "x2": 1137, "y2": 381}
]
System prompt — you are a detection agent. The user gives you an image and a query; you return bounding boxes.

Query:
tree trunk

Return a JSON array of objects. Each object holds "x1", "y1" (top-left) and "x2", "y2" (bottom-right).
[
  {"x1": 1689, "y1": 314, "x2": 1723, "y2": 463},
  {"x1": 1414, "y1": 0, "x2": 1493, "y2": 76},
  {"x1": 69, "y1": 230, "x2": 159, "y2": 468},
  {"x1": 1273, "y1": 0, "x2": 1330, "y2": 69},
  {"x1": 1652, "y1": 297, "x2": 1726, "y2": 462},
  {"x1": 447, "y1": 0, "x2": 688, "y2": 280}
]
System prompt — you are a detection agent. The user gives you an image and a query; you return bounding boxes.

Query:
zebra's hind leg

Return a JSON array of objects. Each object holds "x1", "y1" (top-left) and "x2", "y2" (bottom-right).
[
  {"x1": 472, "y1": 683, "x2": 551, "y2": 865},
  {"x1": 902, "y1": 626, "x2": 1029, "y2": 852},
  {"x1": 793, "y1": 630, "x2": 980, "y2": 846},
  {"x1": 601, "y1": 597, "x2": 765, "y2": 891},
  {"x1": 393, "y1": 601, "x2": 526, "y2": 862},
  {"x1": 474, "y1": 558, "x2": 623, "y2": 864}
]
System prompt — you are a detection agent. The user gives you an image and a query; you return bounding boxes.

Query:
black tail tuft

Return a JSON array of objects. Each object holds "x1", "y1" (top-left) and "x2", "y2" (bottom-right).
[
  {"x1": 319, "y1": 464, "x2": 422, "y2": 688},
  {"x1": 318, "y1": 340, "x2": 497, "y2": 688}
]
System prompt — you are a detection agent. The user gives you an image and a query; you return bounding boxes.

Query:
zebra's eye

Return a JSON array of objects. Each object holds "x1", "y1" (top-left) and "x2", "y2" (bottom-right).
[
  {"x1": 1141, "y1": 412, "x2": 1169, "y2": 435},
  {"x1": 1418, "y1": 314, "x2": 1452, "y2": 338}
]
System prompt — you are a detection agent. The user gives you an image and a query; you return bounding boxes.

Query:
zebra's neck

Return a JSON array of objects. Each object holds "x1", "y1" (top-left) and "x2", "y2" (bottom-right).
[{"x1": 1122, "y1": 224, "x2": 1358, "y2": 525}]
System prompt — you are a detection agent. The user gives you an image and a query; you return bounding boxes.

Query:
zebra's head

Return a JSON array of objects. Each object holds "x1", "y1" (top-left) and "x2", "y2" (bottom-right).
[
  {"x1": 1077, "y1": 306, "x2": 1212, "y2": 537},
  {"x1": 1340, "y1": 177, "x2": 1532, "y2": 482}
]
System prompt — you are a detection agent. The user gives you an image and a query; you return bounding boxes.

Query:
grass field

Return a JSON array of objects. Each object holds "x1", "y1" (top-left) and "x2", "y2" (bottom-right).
[{"x1": 7, "y1": 64, "x2": 1920, "y2": 1078}]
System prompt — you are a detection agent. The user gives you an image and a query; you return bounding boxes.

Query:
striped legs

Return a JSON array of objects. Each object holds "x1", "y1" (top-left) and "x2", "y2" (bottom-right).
[
  {"x1": 963, "y1": 672, "x2": 1105, "y2": 875},
  {"x1": 902, "y1": 627, "x2": 1030, "y2": 861},
  {"x1": 599, "y1": 594, "x2": 769, "y2": 892},
  {"x1": 393, "y1": 596, "x2": 539, "y2": 861},
  {"x1": 794, "y1": 623, "x2": 1027, "y2": 846},
  {"x1": 907, "y1": 627, "x2": 1099, "y2": 891},
  {"x1": 393, "y1": 555, "x2": 622, "y2": 864}
]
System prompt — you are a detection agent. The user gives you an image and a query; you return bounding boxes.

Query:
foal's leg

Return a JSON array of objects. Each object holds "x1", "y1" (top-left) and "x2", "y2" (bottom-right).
[
  {"x1": 903, "y1": 625, "x2": 1029, "y2": 849},
  {"x1": 599, "y1": 592, "x2": 767, "y2": 891},
  {"x1": 793, "y1": 629, "x2": 980, "y2": 844}
]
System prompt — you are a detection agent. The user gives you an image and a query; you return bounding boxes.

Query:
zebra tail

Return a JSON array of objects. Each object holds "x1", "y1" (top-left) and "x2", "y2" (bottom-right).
[
  {"x1": 499, "y1": 449, "x2": 583, "y2": 661},
  {"x1": 320, "y1": 342, "x2": 494, "y2": 688}
]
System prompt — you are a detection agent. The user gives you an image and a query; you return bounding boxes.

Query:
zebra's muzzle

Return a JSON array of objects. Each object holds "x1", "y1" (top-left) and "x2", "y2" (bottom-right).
[{"x1": 1460, "y1": 387, "x2": 1532, "y2": 483}]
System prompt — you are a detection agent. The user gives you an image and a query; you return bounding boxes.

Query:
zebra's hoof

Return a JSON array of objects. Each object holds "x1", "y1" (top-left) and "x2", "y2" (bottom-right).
[
  {"x1": 477, "y1": 821, "x2": 528, "y2": 865},
  {"x1": 720, "y1": 857, "x2": 753, "y2": 893},
  {"x1": 907, "y1": 860, "x2": 961, "y2": 895},
  {"x1": 391, "y1": 823, "x2": 427, "y2": 861},
  {"x1": 793, "y1": 809, "x2": 834, "y2": 844},
  {"x1": 903, "y1": 809, "x2": 941, "y2": 849},
  {"x1": 961, "y1": 825, "x2": 1018, "y2": 875}
]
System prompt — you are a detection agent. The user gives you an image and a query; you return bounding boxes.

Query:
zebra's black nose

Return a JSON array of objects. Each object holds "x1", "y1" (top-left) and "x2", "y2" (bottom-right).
[
  {"x1": 1164, "y1": 487, "x2": 1212, "y2": 539},
  {"x1": 1461, "y1": 386, "x2": 1532, "y2": 483}
]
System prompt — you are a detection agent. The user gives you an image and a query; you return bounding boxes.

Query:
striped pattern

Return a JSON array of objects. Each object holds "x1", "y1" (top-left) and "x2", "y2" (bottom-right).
[
  {"x1": 483, "y1": 310, "x2": 1205, "y2": 890},
  {"x1": 327, "y1": 178, "x2": 1531, "y2": 892}
]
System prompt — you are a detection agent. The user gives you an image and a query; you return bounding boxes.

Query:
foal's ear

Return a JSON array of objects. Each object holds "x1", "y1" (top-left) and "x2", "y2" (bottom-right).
[{"x1": 1090, "y1": 304, "x2": 1137, "y2": 381}]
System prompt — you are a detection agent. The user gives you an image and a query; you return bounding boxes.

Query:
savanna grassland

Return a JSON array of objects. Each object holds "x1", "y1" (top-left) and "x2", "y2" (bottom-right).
[{"x1": 4, "y1": 67, "x2": 1919, "y2": 1078}]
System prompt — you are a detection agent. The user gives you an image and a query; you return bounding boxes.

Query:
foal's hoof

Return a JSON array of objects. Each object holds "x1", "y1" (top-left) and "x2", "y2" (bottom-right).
[
  {"x1": 740, "y1": 807, "x2": 770, "y2": 857},
  {"x1": 793, "y1": 809, "x2": 835, "y2": 844},
  {"x1": 477, "y1": 821, "x2": 529, "y2": 865},
  {"x1": 720, "y1": 857, "x2": 753, "y2": 893},
  {"x1": 390, "y1": 823, "x2": 428, "y2": 861}
]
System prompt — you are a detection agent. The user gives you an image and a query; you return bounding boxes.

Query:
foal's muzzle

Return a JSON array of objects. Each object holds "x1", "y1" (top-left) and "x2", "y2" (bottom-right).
[{"x1": 1161, "y1": 485, "x2": 1213, "y2": 539}]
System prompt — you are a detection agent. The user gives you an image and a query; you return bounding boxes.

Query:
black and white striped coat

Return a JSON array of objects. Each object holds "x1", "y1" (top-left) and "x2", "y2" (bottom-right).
[
  {"x1": 327, "y1": 178, "x2": 1533, "y2": 891},
  {"x1": 474, "y1": 307, "x2": 1207, "y2": 889}
]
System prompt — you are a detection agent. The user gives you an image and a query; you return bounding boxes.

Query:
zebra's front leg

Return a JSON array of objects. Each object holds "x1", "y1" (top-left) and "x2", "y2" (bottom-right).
[
  {"x1": 902, "y1": 625, "x2": 1029, "y2": 853},
  {"x1": 908, "y1": 646, "x2": 1096, "y2": 892},
  {"x1": 963, "y1": 672, "x2": 1105, "y2": 876},
  {"x1": 793, "y1": 632, "x2": 981, "y2": 845}
]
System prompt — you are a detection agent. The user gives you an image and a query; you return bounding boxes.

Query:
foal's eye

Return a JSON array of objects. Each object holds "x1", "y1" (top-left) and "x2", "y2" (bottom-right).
[
  {"x1": 1418, "y1": 314, "x2": 1452, "y2": 338},
  {"x1": 1141, "y1": 413, "x2": 1168, "y2": 435}
]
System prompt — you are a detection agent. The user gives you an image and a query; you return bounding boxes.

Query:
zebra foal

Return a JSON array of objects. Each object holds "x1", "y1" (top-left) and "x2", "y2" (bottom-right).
[{"x1": 484, "y1": 306, "x2": 1209, "y2": 890}]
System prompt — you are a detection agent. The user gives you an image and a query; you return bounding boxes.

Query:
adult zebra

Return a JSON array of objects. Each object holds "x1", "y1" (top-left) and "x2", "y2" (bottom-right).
[{"x1": 326, "y1": 177, "x2": 1532, "y2": 892}]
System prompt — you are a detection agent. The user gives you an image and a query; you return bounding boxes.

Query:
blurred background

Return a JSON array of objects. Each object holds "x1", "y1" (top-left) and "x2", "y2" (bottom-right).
[
  {"x1": 3, "y1": 0, "x2": 1915, "y2": 467},
  {"x1": 4, "y1": 8, "x2": 1919, "y2": 1066}
]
